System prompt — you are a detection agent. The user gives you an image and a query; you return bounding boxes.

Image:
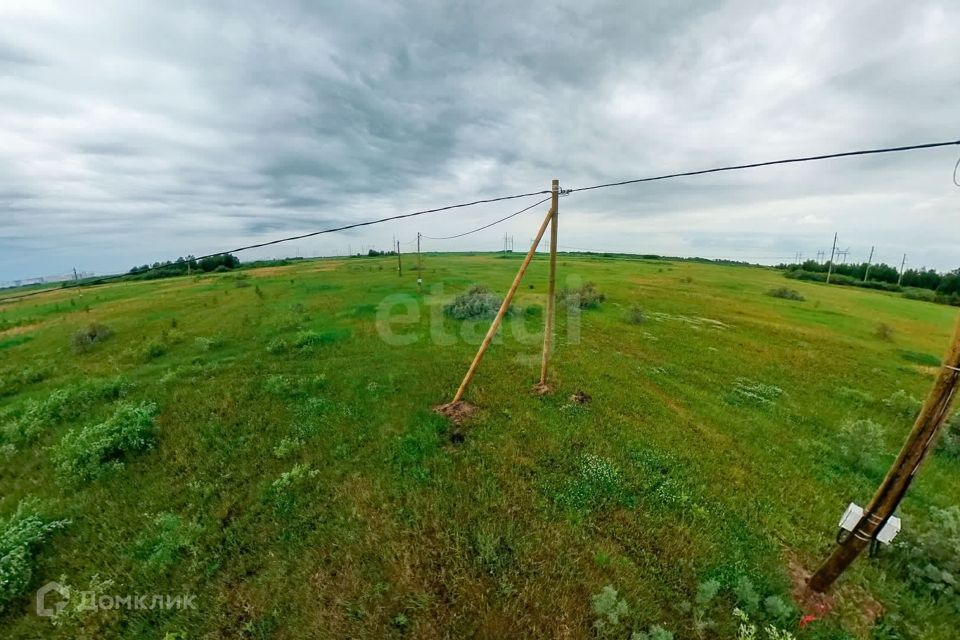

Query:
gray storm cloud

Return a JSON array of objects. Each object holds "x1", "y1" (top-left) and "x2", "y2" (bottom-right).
[{"x1": 0, "y1": 0, "x2": 957, "y2": 281}]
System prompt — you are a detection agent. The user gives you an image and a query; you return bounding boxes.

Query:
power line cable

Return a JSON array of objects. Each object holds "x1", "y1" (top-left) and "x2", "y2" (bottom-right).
[
  {"x1": 0, "y1": 189, "x2": 550, "y2": 303},
  {"x1": 4, "y1": 137, "x2": 958, "y2": 304},
  {"x1": 421, "y1": 196, "x2": 552, "y2": 240},
  {"x1": 568, "y1": 139, "x2": 960, "y2": 194}
]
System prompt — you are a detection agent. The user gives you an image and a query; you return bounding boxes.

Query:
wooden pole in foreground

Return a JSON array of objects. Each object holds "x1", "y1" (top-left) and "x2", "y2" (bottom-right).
[
  {"x1": 450, "y1": 195, "x2": 558, "y2": 403},
  {"x1": 539, "y1": 180, "x2": 560, "y2": 387},
  {"x1": 809, "y1": 311, "x2": 960, "y2": 592}
]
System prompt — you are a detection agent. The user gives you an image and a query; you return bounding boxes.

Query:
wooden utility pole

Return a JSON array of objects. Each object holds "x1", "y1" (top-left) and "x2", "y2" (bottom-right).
[
  {"x1": 825, "y1": 233, "x2": 838, "y2": 284},
  {"x1": 417, "y1": 233, "x2": 422, "y2": 291},
  {"x1": 809, "y1": 312, "x2": 960, "y2": 592},
  {"x1": 397, "y1": 240, "x2": 402, "y2": 277},
  {"x1": 449, "y1": 184, "x2": 558, "y2": 404},
  {"x1": 898, "y1": 253, "x2": 907, "y2": 286},
  {"x1": 863, "y1": 246, "x2": 875, "y2": 282},
  {"x1": 538, "y1": 180, "x2": 560, "y2": 388}
]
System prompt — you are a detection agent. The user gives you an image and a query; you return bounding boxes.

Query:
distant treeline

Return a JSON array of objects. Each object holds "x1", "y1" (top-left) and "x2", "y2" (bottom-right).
[
  {"x1": 779, "y1": 261, "x2": 960, "y2": 307},
  {"x1": 779, "y1": 260, "x2": 960, "y2": 295},
  {"x1": 127, "y1": 254, "x2": 240, "y2": 280}
]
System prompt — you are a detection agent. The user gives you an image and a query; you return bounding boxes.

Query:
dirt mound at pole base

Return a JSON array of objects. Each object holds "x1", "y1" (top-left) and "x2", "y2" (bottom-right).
[{"x1": 433, "y1": 401, "x2": 477, "y2": 425}]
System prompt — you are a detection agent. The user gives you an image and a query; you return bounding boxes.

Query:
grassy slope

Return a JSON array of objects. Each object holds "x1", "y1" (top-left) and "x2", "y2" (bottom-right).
[{"x1": 0, "y1": 254, "x2": 957, "y2": 639}]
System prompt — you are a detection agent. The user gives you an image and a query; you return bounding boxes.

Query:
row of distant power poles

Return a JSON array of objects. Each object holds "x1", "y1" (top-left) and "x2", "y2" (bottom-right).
[{"x1": 811, "y1": 233, "x2": 909, "y2": 286}]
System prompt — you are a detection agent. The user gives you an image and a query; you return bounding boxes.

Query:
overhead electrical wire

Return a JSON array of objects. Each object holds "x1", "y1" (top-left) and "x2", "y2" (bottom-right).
[
  {"x1": 567, "y1": 139, "x2": 960, "y2": 193},
  {"x1": 421, "y1": 196, "x2": 552, "y2": 240},
  {"x1": 3, "y1": 137, "x2": 958, "y2": 304},
  {"x1": 0, "y1": 189, "x2": 551, "y2": 303}
]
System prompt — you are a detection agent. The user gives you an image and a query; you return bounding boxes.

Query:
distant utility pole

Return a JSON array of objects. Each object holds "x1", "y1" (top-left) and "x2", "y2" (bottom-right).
[
  {"x1": 417, "y1": 233, "x2": 422, "y2": 291},
  {"x1": 810, "y1": 313, "x2": 960, "y2": 592},
  {"x1": 864, "y1": 246, "x2": 875, "y2": 282},
  {"x1": 816, "y1": 250, "x2": 825, "y2": 264},
  {"x1": 397, "y1": 240, "x2": 402, "y2": 277},
  {"x1": 898, "y1": 253, "x2": 907, "y2": 286},
  {"x1": 826, "y1": 233, "x2": 838, "y2": 284}
]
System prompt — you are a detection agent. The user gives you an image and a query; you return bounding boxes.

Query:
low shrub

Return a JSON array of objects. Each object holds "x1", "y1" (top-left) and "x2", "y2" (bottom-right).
[
  {"x1": 766, "y1": 287, "x2": 804, "y2": 301},
  {"x1": 625, "y1": 304, "x2": 646, "y2": 325},
  {"x1": 937, "y1": 412, "x2": 960, "y2": 458},
  {"x1": 882, "y1": 390, "x2": 922, "y2": 421},
  {"x1": 1, "y1": 377, "x2": 132, "y2": 445},
  {"x1": 0, "y1": 498, "x2": 70, "y2": 613},
  {"x1": 443, "y1": 285, "x2": 509, "y2": 320},
  {"x1": 71, "y1": 323, "x2": 113, "y2": 352},
  {"x1": 134, "y1": 513, "x2": 202, "y2": 572},
  {"x1": 892, "y1": 505, "x2": 960, "y2": 609},
  {"x1": 838, "y1": 419, "x2": 887, "y2": 468},
  {"x1": 140, "y1": 338, "x2": 168, "y2": 361},
  {"x1": 559, "y1": 282, "x2": 606, "y2": 309},
  {"x1": 52, "y1": 401, "x2": 159, "y2": 483},
  {"x1": 591, "y1": 584, "x2": 630, "y2": 634}
]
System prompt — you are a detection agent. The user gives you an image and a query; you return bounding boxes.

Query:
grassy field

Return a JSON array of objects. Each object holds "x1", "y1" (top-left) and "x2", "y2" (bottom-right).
[{"x1": 1, "y1": 253, "x2": 958, "y2": 639}]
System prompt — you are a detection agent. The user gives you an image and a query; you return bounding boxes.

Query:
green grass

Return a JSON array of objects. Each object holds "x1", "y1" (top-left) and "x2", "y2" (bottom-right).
[{"x1": 0, "y1": 254, "x2": 958, "y2": 638}]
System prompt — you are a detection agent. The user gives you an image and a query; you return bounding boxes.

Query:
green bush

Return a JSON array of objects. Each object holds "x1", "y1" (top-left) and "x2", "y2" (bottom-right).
[
  {"x1": 766, "y1": 287, "x2": 804, "y2": 301},
  {"x1": 443, "y1": 285, "x2": 508, "y2": 320},
  {"x1": 893, "y1": 506, "x2": 960, "y2": 609},
  {"x1": 0, "y1": 498, "x2": 69, "y2": 613},
  {"x1": 52, "y1": 401, "x2": 159, "y2": 483},
  {"x1": 71, "y1": 323, "x2": 113, "y2": 352}
]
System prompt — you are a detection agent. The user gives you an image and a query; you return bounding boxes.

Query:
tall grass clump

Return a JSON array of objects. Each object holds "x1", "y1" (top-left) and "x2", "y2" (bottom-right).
[
  {"x1": 52, "y1": 401, "x2": 159, "y2": 483},
  {"x1": 443, "y1": 285, "x2": 509, "y2": 320},
  {"x1": 0, "y1": 498, "x2": 70, "y2": 612}
]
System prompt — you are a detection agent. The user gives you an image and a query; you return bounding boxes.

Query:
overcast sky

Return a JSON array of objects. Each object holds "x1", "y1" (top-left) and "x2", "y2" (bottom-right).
[{"x1": 1, "y1": 0, "x2": 958, "y2": 282}]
